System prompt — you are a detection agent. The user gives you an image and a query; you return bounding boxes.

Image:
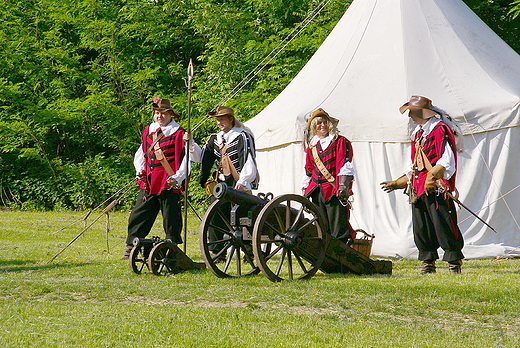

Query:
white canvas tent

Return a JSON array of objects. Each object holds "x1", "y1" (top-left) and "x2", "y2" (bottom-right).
[{"x1": 244, "y1": 0, "x2": 520, "y2": 259}]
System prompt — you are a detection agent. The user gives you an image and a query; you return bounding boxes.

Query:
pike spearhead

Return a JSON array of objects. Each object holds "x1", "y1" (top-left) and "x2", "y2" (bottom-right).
[{"x1": 188, "y1": 58, "x2": 194, "y2": 80}]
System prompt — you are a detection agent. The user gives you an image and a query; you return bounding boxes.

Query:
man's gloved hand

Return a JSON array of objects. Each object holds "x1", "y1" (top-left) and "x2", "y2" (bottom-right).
[
  {"x1": 204, "y1": 180, "x2": 217, "y2": 195},
  {"x1": 337, "y1": 185, "x2": 350, "y2": 200},
  {"x1": 424, "y1": 165, "x2": 445, "y2": 195},
  {"x1": 136, "y1": 170, "x2": 146, "y2": 182},
  {"x1": 380, "y1": 174, "x2": 408, "y2": 193},
  {"x1": 136, "y1": 170, "x2": 148, "y2": 190},
  {"x1": 337, "y1": 175, "x2": 353, "y2": 200},
  {"x1": 167, "y1": 176, "x2": 180, "y2": 189}
]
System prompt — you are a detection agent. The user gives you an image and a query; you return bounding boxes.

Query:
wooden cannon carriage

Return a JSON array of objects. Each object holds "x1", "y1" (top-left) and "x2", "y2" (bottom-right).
[
  {"x1": 199, "y1": 183, "x2": 392, "y2": 282},
  {"x1": 128, "y1": 236, "x2": 205, "y2": 275}
]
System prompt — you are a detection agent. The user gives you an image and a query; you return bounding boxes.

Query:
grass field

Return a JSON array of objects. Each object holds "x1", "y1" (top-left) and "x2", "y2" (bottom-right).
[{"x1": 1, "y1": 210, "x2": 519, "y2": 347}]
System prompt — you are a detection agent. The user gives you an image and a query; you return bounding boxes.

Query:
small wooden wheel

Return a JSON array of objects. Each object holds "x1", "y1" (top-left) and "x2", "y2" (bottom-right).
[
  {"x1": 147, "y1": 241, "x2": 178, "y2": 275},
  {"x1": 199, "y1": 199, "x2": 261, "y2": 278},
  {"x1": 252, "y1": 194, "x2": 326, "y2": 282}
]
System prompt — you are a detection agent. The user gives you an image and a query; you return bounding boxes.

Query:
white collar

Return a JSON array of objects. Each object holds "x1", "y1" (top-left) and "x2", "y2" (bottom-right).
[
  {"x1": 148, "y1": 120, "x2": 181, "y2": 137},
  {"x1": 217, "y1": 127, "x2": 243, "y2": 145},
  {"x1": 309, "y1": 133, "x2": 335, "y2": 149},
  {"x1": 411, "y1": 117, "x2": 440, "y2": 140}
]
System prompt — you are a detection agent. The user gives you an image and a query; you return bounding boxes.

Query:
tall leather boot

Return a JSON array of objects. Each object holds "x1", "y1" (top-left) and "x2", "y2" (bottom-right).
[
  {"x1": 448, "y1": 259, "x2": 462, "y2": 274},
  {"x1": 420, "y1": 260, "x2": 436, "y2": 274}
]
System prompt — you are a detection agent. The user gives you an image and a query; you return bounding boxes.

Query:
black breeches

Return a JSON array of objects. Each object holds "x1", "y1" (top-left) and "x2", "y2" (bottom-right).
[
  {"x1": 309, "y1": 186, "x2": 352, "y2": 243},
  {"x1": 127, "y1": 189, "x2": 182, "y2": 245},
  {"x1": 412, "y1": 194, "x2": 464, "y2": 262}
]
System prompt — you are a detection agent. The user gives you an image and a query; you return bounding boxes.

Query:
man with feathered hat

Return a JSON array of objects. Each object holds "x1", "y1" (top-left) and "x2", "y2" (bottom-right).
[
  {"x1": 381, "y1": 95, "x2": 464, "y2": 274},
  {"x1": 123, "y1": 97, "x2": 189, "y2": 259},
  {"x1": 190, "y1": 106, "x2": 259, "y2": 261}
]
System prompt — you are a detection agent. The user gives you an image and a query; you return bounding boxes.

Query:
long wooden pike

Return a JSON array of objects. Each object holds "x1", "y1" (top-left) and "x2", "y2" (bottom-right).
[{"x1": 182, "y1": 59, "x2": 195, "y2": 253}]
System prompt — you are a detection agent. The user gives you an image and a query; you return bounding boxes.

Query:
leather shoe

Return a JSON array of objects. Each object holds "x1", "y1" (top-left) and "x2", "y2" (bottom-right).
[
  {"x1": 420, "y1": 260, "x2": 436, "y2": 274},
  {"x1": 448, "y1": 259, "x2": 462, "y2": 274}
]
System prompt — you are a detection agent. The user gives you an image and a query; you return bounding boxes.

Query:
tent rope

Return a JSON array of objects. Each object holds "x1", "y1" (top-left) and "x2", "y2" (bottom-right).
[
  {"x1": 458, "y1": 183, "x2": 520, "y2": 225},
  {"x1": 192, "y1": 0, "x2": 333, "y2": 132},
  {"x1": 495, "y1": 245, "x2": 520, "y2": 260},
  {"x1": 456, "y1": 112, "x2": 520, "y2": 258},
  {"x1": 458, "y1": 115, "x2": 520, "y2": 258}
]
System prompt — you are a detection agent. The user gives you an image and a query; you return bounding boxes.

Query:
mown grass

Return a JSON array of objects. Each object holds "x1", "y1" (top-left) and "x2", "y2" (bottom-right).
[{"x1": 1, "y1": 210, "x2": 519, "y2": 347}]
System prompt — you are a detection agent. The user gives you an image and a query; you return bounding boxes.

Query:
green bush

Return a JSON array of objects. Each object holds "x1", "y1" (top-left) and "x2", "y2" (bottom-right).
[
  {"x1": 1, "y1": 154, "x2": 136, "y2": 211},
  {"x1": 0, "y1": 152, "x2": 212, "y2": 212}
]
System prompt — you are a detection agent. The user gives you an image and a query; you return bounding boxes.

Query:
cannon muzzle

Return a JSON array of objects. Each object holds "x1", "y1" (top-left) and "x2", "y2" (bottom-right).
[
  {"x1": 213, "y1": 183, "x2": 267, "y2": 208},
  {"x1": 132, "y1": 236, "x2": 162, "y2": 247}
]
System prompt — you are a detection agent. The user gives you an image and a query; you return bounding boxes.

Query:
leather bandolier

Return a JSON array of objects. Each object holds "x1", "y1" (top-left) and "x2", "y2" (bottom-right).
[
  {"x1": 142, "y1": 127, "x2": 185, "y2": 194},
  {"x1": 305, "y1": 135, "x2": 352, "y2": 202},
  {"x1": 410, "y1": 123, "x2": 457, "y2": 201}
]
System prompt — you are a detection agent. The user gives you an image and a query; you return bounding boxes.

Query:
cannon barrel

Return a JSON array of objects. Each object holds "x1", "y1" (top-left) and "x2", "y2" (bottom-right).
[
  {"x1": 213, "y1": 183, "x2": 267, "y2": 208},
  {"x1": 132, "y1": 236, "x2": 163, "y2": 247}
]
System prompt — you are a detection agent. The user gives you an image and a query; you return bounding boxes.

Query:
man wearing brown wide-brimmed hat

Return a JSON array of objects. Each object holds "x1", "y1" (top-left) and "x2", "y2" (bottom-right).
[
  {"x1": 123, "y1": 97, "x2": 189, "y2": 259},
  {"x1": 194, "y1": 106, "x2": 259, "y2": 192},
  {"x1": 381, "y1": 95, "x2": 464, "y2": 274},
  {"x1": 302, "y1": 108, "x2": 356, "y2": 245},
  {"x1": 189, "y1": 106, "x2": 259, "y2": 262}
]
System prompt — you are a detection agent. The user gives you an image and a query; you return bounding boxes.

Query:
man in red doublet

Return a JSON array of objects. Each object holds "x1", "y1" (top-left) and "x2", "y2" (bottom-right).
[
  {"x1": 123, "y1": 98, "x2": 189, "y2": 259},
  {"x1": 381, "y1": 96, "x2": 464, "y2": 274}
]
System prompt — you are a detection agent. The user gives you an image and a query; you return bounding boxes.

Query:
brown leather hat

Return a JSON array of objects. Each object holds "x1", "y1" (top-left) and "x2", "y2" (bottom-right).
[
  {"x1": 306, "y1": 108, "x2": 339, "y2": 131},
  {"x1": 152, "y1": 98, "x2": 180, "y2": 118},
  {"x1": 399, "y1": 95, "x2": 438, "y2": 119},
  {"x1": 207, "y1": 106, "x2": 234, "y2": 118}
]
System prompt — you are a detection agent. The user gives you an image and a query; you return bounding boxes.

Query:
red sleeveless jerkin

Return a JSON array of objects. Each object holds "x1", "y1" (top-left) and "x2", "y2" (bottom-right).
[
  {"x1": 304, "y1": 135, "x2": 353, "y2": 202},
  {"x1": 139, "y1": 126, "x2": 186, "y2": 194},
  {"x1": 411, "y1": 122, "x2": 457, "y2": 197}
]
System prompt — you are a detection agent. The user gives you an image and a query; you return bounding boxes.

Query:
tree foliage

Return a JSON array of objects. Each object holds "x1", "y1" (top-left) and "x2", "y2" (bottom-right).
[
  {"x1": 0, "y1": 0, "x2": 518, "y2": 210},
  {"x1": 511, "y1": 0, "x2": 520, "y2": 18}
]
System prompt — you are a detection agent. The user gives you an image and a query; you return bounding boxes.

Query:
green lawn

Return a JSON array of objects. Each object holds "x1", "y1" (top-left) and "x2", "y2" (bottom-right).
[{"x1": 1, "y1": 210, "x2": 519, "y2": 347}]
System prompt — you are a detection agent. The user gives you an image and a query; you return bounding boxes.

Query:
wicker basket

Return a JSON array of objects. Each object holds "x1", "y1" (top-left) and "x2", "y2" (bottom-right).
[{"x1": 351, "y1": 229, "x2": 375, "y2": 257}]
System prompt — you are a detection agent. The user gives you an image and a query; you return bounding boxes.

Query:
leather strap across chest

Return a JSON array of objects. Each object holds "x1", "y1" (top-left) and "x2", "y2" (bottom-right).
[
  {"x1": 152, "y1": 132, "x2": 175, "y2": 176},
  {"x1": 414, "y1": 136, "x2": 434, "y2": 173},
  {"x1": 219, "y1": 143, "x2": 240, "y2": 182},
  {"x1": 311, "y1": 145, "x2": 336, "y2": 188}
]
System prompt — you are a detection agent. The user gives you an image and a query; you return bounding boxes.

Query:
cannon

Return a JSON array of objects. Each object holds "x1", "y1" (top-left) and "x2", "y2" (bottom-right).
[
  {"x1": 199, "y1": 183, "x2": 392, "y2": 282},
  {"x1": 198, "y1": 184, "x2": 271, "y2": 278},
  {"x1": 129, "y1": 236, "x2": 204, "y2": 275}
]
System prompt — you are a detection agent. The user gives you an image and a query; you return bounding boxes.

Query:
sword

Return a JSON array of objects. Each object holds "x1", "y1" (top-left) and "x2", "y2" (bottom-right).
[{"x1": 444, "y1": 190, "x2": 497, "y2": 233}]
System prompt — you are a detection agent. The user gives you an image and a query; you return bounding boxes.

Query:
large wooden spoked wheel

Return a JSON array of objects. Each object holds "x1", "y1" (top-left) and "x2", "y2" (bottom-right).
[
  {"x1": 147, "y1": 241, "x2": 178, "y2": 275},
  {"x1": 252, "y1": 194, "x2": 326, "y2": 282},
  {"x1": 129, "y1": 245, "x2": 149, "y2": 274},
  {"x1": 199, "y1": 199, "x2": 260, "y2": 278}
]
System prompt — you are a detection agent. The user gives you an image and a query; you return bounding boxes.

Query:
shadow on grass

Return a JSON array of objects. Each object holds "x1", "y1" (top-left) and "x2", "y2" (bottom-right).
[
  {"x1": 313, "y1": 271, "x2": 395, "y2": 280},
  {"x1": 0, "y1": 259, "x2": 92, "y2": 273}
]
